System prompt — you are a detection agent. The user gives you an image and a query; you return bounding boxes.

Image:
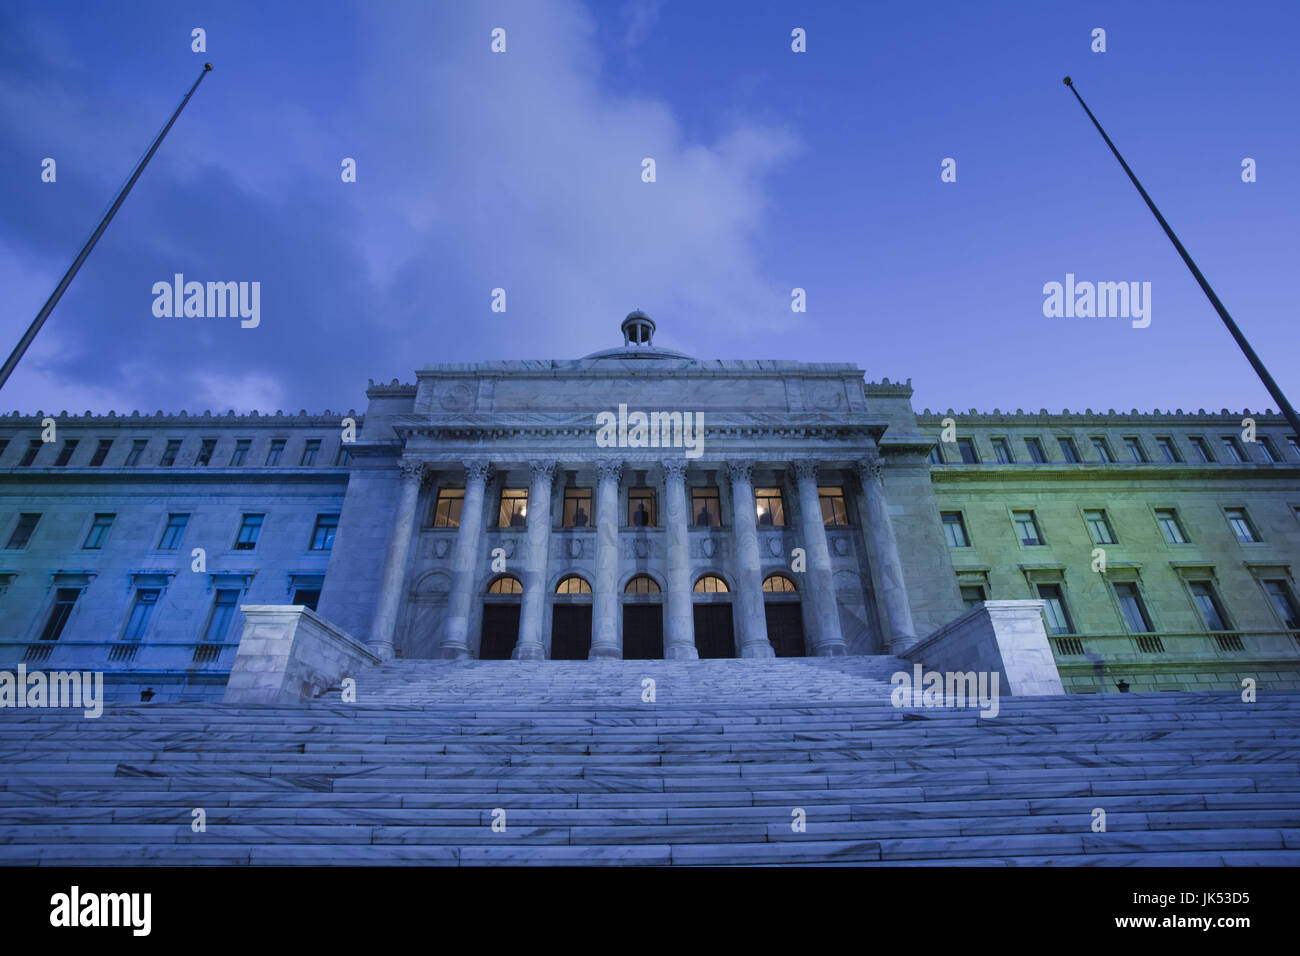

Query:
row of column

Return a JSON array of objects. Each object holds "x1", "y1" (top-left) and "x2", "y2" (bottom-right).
[{"x1": 366, "y1": 456, "x2": 918, "y2": 661}]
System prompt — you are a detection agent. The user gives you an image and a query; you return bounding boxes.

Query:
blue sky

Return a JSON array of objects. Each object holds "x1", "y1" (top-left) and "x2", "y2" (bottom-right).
[{"x1": 1, "y1": 0, "x2": 1296, "y2": 418}]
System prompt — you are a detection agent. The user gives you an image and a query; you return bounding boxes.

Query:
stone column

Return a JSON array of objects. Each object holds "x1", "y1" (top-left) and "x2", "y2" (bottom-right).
[
  {"x1": 662, "y1": 460, "x2": 698, "y2": 659},
  {"x1": 857, "y1": 455, "x2": 918, "y2": 653},
  {"x1": 589, "y1": 460, "x2": 622, "y2": 659},
  {"x1": 727, "y1": 462, "x2": 774, "y2": 658},
  {"x1": 368, "y1": 459, "x2": 427, "y2": 661},
  {"x1": 792, "y1": 460, "x2": 848, "y2": 656},
  {"x1": 438, "y1": 461, "x2": 491, "y2": 659},
  {"x1": 513, "y1": 460, "x2": 556, "y2": 660}
]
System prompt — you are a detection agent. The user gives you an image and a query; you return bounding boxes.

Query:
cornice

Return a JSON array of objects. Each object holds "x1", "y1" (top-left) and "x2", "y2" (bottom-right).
[{"x1": 916, "y1": 408, "x2": 1290, "y2": 425}]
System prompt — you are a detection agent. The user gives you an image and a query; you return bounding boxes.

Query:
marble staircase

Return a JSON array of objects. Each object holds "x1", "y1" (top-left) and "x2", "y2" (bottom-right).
[{"x1": 2, "y1": 657, "x2": 1298, "y2": 865}]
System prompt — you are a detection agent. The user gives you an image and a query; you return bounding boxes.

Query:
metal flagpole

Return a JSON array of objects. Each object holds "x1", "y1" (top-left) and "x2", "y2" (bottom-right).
[
  {"x1": 0, "y1": 63, "x2": 214, "y2": 391},
  {"x1": 1062, "y1": 76, "x2": 1300, "y2": 440}
]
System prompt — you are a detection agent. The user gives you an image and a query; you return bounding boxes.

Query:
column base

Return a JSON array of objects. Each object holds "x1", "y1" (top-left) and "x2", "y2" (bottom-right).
[
  {"x1": 815, "y1": 643, "x2": 849, "y2": 657},
  {"x1": 890, "y1": 634, "x2": 921, "y2": 655},
  {"x1": 437, "y1": 645, "x2": 471, "y2": 660},
  {"x1": 369, "y1": 641, "x2": 395, "y2": 662},
  {"x1": 740, "y1": 643, "x2": 776, "y2": 659},
  {"x1": 588, "y1": 644, "x2": 621, "y2": 660},
  {"x1": 512, "y1": 643, "x2": 546, "y2": 661},
  {"x1": 664, "y1": 644, "x2": 699, "y2": 660}
]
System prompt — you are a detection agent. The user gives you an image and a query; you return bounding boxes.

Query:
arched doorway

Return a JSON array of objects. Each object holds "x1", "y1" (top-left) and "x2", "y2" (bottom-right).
[
  {"x1": 551, "y1": 574, "x2": 592, "y2": 660},
  {"x1": 479, "y1": 575, "x2": 522, "y2": 659},
  {"x1": 692, "y1": 574, "x2": 735, "y2": 658},
  {"x1": 763, "y1": 573, "x2": 806, "y2": 657},
  {"x1": 622, "y1": 574, "x2": 663, "y2": 659}
]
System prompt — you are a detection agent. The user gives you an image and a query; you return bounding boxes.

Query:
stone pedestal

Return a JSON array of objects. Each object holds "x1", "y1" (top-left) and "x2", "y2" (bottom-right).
[
  {"x1": 226, "y1": 606, "x2": 380, "y2": 704},
  {"x1": 438, "y1": 461, "x2": 491, "y2": 659}
]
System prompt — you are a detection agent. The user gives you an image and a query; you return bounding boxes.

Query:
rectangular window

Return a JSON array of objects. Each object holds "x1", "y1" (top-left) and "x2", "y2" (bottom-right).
[
  {"x1": 1154, "y1": 508, "x2": 1187, "y2": 544},
  {"x1": 88, "y1": 439, "x2": 112, "y2": 466},
  {"x1": 291, "y1": 589, "x2": 321, "y2": 612},
  {"x1": 562, "y1": 487, "x2": 592, "y2": 528},
  {"x1": 203, "y1": 589, "x2": 241, "y2": 642},
  {"x1": 629, "y1": 487, "x2": 658, "y2": 527},
  {"x1": 40, "y1": 588, "x2": 81, "y2": 641},
  {"x1": 6, "y1": 513, "x2": 40, "y2": 549},
  {"x1": 122, "y1": 588, "x2": 160, "y2": 642},
  {"x1": 956, "y1": 438, "x2": 978, "y2": 464},
  {"x1": 310, "y1": 514, "x2": 339, "y2": 550},
  {"x1": 1224, "y1": 507, "x2": 1258, "y2": 543},
  {"x1": 234, "y1": 513, "x2": 264, "y2": 550},
  {"x1": 433, "y1": 488, "x2": 465, "y2": 528},
  {"x1": 335, "y1": 445, "x2": 352, "y2": 466},
  {"x1": 819, "y1": 487, "x2": 849, "y2": 526},
  {"x1": 1189, "y1": 436, "x2": 1213, "y2": 462},
  {"x1": 1113, "y1": 582, "x2": 1153, "y2": 633},
  {"x1": 941, "y1": 512, "x2": 970, "y2": 548},
  {"x1": 53, "y1": 439, "x2": 79, "y2": 466},
  {"x1": 229, "y1": 439, "x2": 251, "y2": 466},
  {"x1": 159, "y1": 513, "x2": 189, "y2": 550},
  {"x1": 1091, "y1": 437, "x2": 1114, "y2": 463},
  {"x1": 1025, "y1": 438, "x2": 1047, "y2": 464},
  {"x1": 0, "y1": 439, "x2": 8, "y2": 461},
  {"x1": 159, "y1": 439, "x2": 182, "y2": 467},
  {"x1": 498, "y1": 489, "x2": 528, "y2": 527},
  {"x1": 753, "y1": 487, "x2": 785, "y2": 527},
  {"x1": 1012, "y1": 510, "x2": 1043, "y2": 546},
  {"x1": 1220, "y1": 436, "x2": 1244, "y2": 463},
  {"x1": 194, "y1": 438, "x2": 217, "y2": 466},
  {"x1": 990, "y1": 437, "x2": 1013, "y2": 464},
  {"x1": 19, "y1": 439, "x2": 42, "y2": 467},
  {"x1": 1289, "y1": 437, "x2": 1299, "y2": 458},
  {"x1": 1189, "y1": 581, "x2": 1229, "y2": 631},
  {"x1": 300, "y1": 439, "x2": 321, "y2": 466},
  {"x1": 1123, "y1": 437, "x2": 1146, "y2": 463},
  {"x1": 1257, "y1": 438, "x2": 1279, "y2": 463},
  {"x1": 124, "y1": 439, "x2": 147, "y2": 466},
  {"x1": 960, "y1": 585, "x2": 986, "y2": 608},
  {"x1": 265, "y1": 439, "x2": 285, "y2": 466},
  {"x1": 692, "y1": 487, "x2": 721, "y2": 527},
  {"x1": 1155, "y1": 437, "x2": 1180, "y2": 463},
  {"x1": 83, "y1": 513, "x2": 115, "y2": 550},
  {"x1": 1263, "y1": 580, "x2": 1299, "y2": 629},
  {"x1": 1036, "y1": 584, "x2": 1073, "y2": 635},
  {"x1": 1084, "y1": 509, "x2": 1116, "y2": 545},
  {"x1": 927, "y1": 444, "x2": 943, "y2": 465},
  {"x1": 1057, "y1": 437, "x2": 1079, "y2": 463}
]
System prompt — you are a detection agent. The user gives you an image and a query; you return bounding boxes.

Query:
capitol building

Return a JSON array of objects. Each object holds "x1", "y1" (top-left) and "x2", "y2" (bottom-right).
[{"x1": 1, "y1": 311, "x2": 1298, "y2": 701}]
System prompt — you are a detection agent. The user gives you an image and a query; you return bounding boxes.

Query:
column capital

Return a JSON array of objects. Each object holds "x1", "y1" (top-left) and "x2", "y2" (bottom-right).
[
  {"x1": 661, "y1": 459, "x2": 688, "y2": 481},
  {"x1": 528, "y1": 460, "x2": 557, "y2": 484},
  {"x1": 596, "y1": 459, "x2": 624, "y2": 483},
  {"x1": 856, "y1": 456, "x2": 883, "y2": 486},
  {"x1": 726, "y1": 461, "x2": 754, "y2": 485},
  {"x1": 463, "y1": 460, "x2": 493, "y2": 483},
  {"x1": 397, "y1": 459, "x2": 430, "y2": 483},
  {"x1": 791, "y1": 459, "x2": 820, "y2": 482}
]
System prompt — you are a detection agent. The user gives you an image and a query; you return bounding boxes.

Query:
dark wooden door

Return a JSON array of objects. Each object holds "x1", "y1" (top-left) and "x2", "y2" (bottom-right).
[
  {"x1": 622, "y1": 604, "x2": 663, "y2": 659},
  {"x1": 551, "y1": 604, "x2": 592, "y2": 660},
  {"x1": 693, "y1": 603, "x2": 736, "y2": 658},
  {"x1": 479, "y1": 604, "x2": 520, "y2": 660},
  {"x1": 765, "y1": 602, "x2": 806, "y2": 657}
]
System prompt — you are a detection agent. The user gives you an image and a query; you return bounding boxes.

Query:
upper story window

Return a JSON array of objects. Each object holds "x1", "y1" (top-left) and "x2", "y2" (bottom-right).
[
  {"x1": 89, "y1": 439, "x2": 112, "y2": 467},
  {"x1": 1113, "y1": 582, "x2": 1153, "y2": 633},
  {"x1": 0, "y1": 438, "x2": 8, "y2": 461},
  {"x1": 124, "y1": 439, "x2": 147, "y2": 466},
  {"x1": 941, "y1": 512, "x2": 970, "y2": 548},
  {"x1": 562, "y1": 487, "x2": 592, "y2": 528},
  {"x1": 498, "y1": 488, "x2": 528, "y2": 528},
  {"x1": 121, "y1": 588, "x2": 161, "y2": 642},
  {"x1": 1257, "y1": 437, "x2": 1279, "y2": 463},
  {"x1": 335, "y1": 445, "x2": 352, "y2": 466},
  {"x1": 432, "y1": 488, "x2": 464, "y2": 528},
  {"x1": 159, "y1": 513, "x2": 189, "y2": 550},
  {"x1": 960, "y1": 585, "x2": 987, "y2": 607},
  {"x1": 1036, "y1": 584, "x2": 1074, "y2": 635},
  {"x1": 300, "y1": 439, "x2": 321, "y2": 466},
  {"x1": 310, "y1": 514, "x2": 339, "y2": 550},
  {"x1": 956, "y1": 438, "x2": 978, "y2": 464},
  {"x1": 1012, "y1": 510, "x2": 1044, "y2": 546},
  {"x1": 265, "y1": 439, "x2": 286, "y2": 466},
  {"x1": 819, "y1": 487, "x2": 848, "y2": 526},
  {"x1": 1262, "y1": 580, "x2": 1299, "y2": 629},
  {"x1": 204, "y1": 589, "x2": 242, "y2": 642},
  {"x1": 40, "y1": 588, "x2": 81, "y2": 641},
  {"x1": 194, "y1": 438, "x2": 217, "y2": 466},
  {"x1": 1057, "y1": 437, "x2": 1079, "y2": 463},
  {"x1": 1154, "y1": 508, "x2": 1187, "y2": 544},
  {"x1": 53, "y1": 439, "x2": 78, "y2": 467},
  {"x1": 1084, "y1": 509, "x2": 1116, "y2": 545},
  {"x1": 19, "y1": 439, "x2": 41, "y2": 467},
  {"x1": 230, "y1": 439, "x2": 251, "y2": 466},
  {"x1": 754, "y1": 487, "x2": 785, "y2": 527},
  {"x1": 1025, "y1": 437, "x2": 1047, "y2": 464},
  {"x1": 1289, "y1": 436, "x2": 1299, "y2": 458},
  {"x1": 1152, "y1": 436, "x2": 1179, "y2": 463},
  {"x1": 234, "y1": 513, "x2": 264, "y2": 550},
  {"x1": 1091, "y1": 437, "x2": 1114, "y2": 463},
  {"x1": 1188, "y1": 436, "x2": 1213, "y2": 462},
  {"x1": 926, "y1": 444, "x2": 943, "y2": 465},
  {"x1": 1122, "y1": 436, "x2": 1146, "y2": 463},
  {"x1": 1220, "y1": 436, "x2": 1244, "y2": 463},
  {"x1": 628, "y1": 487, "x2": 657, "y2": 527},
  {"x1": 692, "y1": 486, "x2": 721, "y2": 527},
  {"x1": 5, "y1": 513, "x2": 40, "y2": 549},
  {"x1": 159, "y1": 439, "x2": 182, "y2": 467},
  {"x1": 1224, "y1": 507, "x2": 1258, "y2": 543},
  {"x1": 1189, "y1": 581, "x2": 1230, "y2": 631},
  {"x1": 83, "y1": 513, "x2": 115, "y2": 550},
  {"x1": 990, "y1": 437, "x2": 1013, "y2": 463}
]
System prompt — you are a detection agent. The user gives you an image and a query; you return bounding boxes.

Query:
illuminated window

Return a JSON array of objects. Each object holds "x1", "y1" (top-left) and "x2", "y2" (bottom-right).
[
  {"x1": 819, "y1": 488, "x2": 848, "y2": 526},
  {"x1": 755, "y1": 488, "x2": 785, "y2": 527},
  {"x1": 498, "y1": 489, "x2": 528, "y2": 528},
  {"x1": 692, "y1": 487, "x2": 721, "y2": 527},
  {"x1": 628, "y1": 488, "x2": 656, "y2": 527},
  {"x1": 488, "y1": 576, "x2": 522, "y2": 595},
  {"x1": 762, "y1": 574, "x2": 796, "y2": 593},
  {"x1": 563, "y1": 488, "x2": 592, "y2": 528},
  {"x1": 693, "y1": 575, "x2": 728, "y2": 594},
  {"x1": 626, "y1": 574, "x2": 661, "y2": 594},
  {"x1": 432, "y1": 488, "x2": 464, "y2": 528},
  {"x1": 555, "y1": 575, "x2": 591, "y2": 595}
]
